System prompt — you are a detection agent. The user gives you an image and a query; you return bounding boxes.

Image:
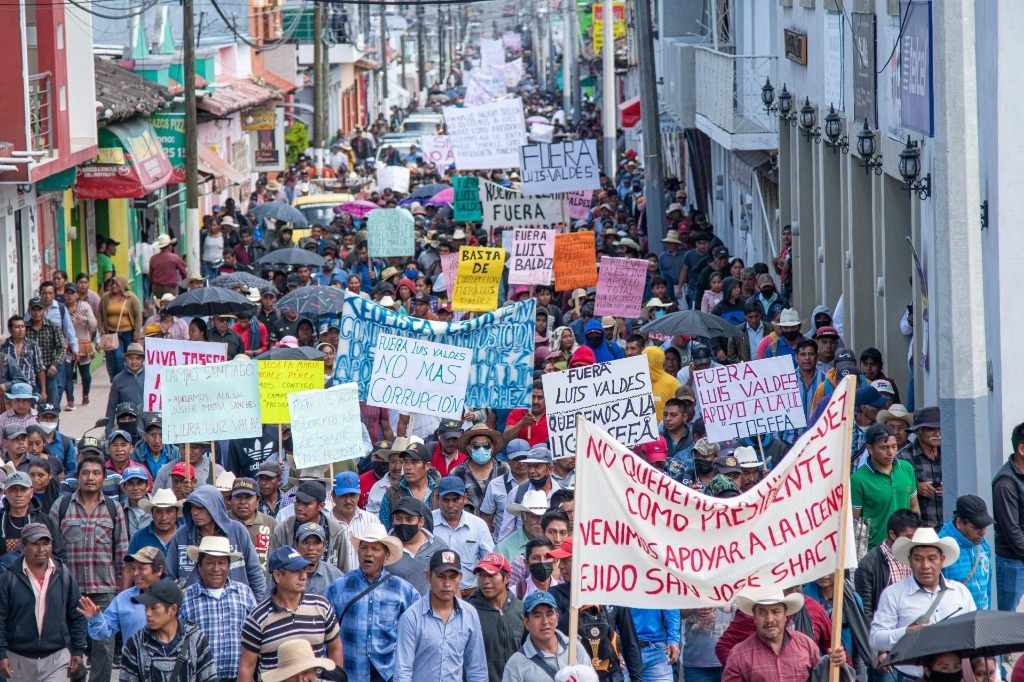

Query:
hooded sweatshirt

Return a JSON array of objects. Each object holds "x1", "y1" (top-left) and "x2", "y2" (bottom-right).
[
  {"x1": 643, "y1": 346, "x2": 681, "y2": 423},
  {"x1": 164, "y1": 485, "x2": 267, "y2": 599},
  {"x1": 569, "y1": 345, "x2": 597, "y2": 368},
  {"x1": 582, "y1": 319, "x2": 624, "y2": 363},
  {"x1": 710, "y1": 277, "x2": 747, "y2": 327}
]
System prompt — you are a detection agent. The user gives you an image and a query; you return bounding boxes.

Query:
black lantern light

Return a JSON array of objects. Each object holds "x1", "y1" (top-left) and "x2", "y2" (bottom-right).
[
  {"x1": 777, "y1": 85, "x2": 796, "y2": 125},
  {"x1": 799, "y1": 97, "x2": 821, "y2": 142},
  {"x1": 761, "y1": 77, "x2": 776, "y2": 116},
  {"x1": 898, "y1": 137, "x2": 931, "y2": 200},
  {"x1": 856, "y1": 119, "x2": 883, "y2": 174},
  {"x1": 823, "y1": 105, "x2": 848, "y2": 153}
]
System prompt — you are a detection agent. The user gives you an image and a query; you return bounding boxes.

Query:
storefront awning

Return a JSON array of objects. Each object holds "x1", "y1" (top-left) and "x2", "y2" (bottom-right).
[
  {"x1": 198, "y1": 144, "x2": 248, "y2": 191},
  {"x1": 619, "y1": 96, "x2": 641, "y2": 128},
  {"x1": 75, "y1": 118, "x2": 174, "y2": 200}
]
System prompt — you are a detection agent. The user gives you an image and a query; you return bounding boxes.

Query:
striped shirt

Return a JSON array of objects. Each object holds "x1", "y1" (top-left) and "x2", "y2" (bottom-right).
[{"x1": 240, "y1": 591, "x2": 339, "y2": 672}]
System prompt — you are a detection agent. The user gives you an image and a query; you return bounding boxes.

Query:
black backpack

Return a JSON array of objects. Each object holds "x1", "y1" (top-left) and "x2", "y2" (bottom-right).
[
  {"x1": 577, "y1": 605, "x2": 622, "y2": 674},
  {"x1": 56, "y1": 494, "x2": 121, "y2": 564}
]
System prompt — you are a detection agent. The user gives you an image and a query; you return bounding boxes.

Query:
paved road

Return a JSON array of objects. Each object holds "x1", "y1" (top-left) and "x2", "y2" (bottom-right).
[{"x1": 60, "y1": 359, "x2": 115, "y2": 441}]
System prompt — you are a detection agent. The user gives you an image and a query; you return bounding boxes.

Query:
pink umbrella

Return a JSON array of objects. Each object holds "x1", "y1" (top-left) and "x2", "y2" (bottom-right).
[
  {"x1": 526, "y1": 115, "x2": 549, "y2": 124},
  {"x1": 426, "y1": 187, "x2": 454, "y2": 206},
  {"x1": 336, "y1": 200, "x2": 379, "y2": 219}
]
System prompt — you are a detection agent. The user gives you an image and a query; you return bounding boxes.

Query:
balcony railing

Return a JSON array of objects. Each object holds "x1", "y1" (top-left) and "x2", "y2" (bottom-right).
[
  {"x1": 28, "y1": 72, "x2": 53, "y2": 155},
  {"x1": 694, "y1": 47, "x2": 776, "y2": 135}
]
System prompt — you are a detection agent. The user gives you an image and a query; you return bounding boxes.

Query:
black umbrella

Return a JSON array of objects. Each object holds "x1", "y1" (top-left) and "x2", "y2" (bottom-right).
[
  {"x1": 884, "y1": 611, "x2": 1024, "y2": 665},
  {"x1": 408, "y1": 183, "x2": 449, "y2": 201},
  {"x1": 637, "y1": 310, "x2": 743, "y2": 339},
  {"x1": 255, "y1": 346, "x2": 326, "y2": 361},
  {"x1": 163, "y1": 287, "x2": 255, "y2": 318},
  {"x1": 250, "y1": 202, "x2": 309, "y2": 227},
  {"x1": 208, "y1": 271, "x2": 274, "y2": 293},
  {"x1": 255, "y1": 248, "x2": 326, "y2": 268},
  {"x1": 275, "y1": 285, "x2": 348, "y2": 316}
]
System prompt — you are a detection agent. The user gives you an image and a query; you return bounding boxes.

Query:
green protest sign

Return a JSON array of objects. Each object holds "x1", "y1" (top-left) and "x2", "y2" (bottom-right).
[{"x1": 453, "y1": 176, "x2": 483, "y2": 222}]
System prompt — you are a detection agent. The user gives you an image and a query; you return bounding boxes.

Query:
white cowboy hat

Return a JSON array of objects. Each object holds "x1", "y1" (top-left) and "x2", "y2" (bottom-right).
[
  {"x1": 735, "y1": 591, "x2": 805, "y2": 616},
  {"x1": 507, "y1": 489, "x2": 549, "y2": 517},
  {"x1": 137, "y1": 488, "x2": 183, "y2": 513},
  {"x1": 349, "y1": 522, "x2": 404, "y2": 565},
  {"x1": 665, "y1": 203, "x2": 685, "y2": 216},
  {"x1": 776, "y1": 308, "x2": 803, "y2": 328},
  {"x1": 452, "y1": 229, "x2": 467, "y2": 240},
  {"x1": 642, "y1": 297, "x2": 673, "y2": 317},
  {"x1": 220, "y1": 215, "x2": 238, "y2": 228},
  {"x1": 892, "y1": 527, "x2": 960, "y2": 567},
  {"x1": 260, "y1": 639, "x2": 336, "y2": 682},
  {"x1": 733, "y1": 446, "x2": 764, "y2": 470},
  {"x1": 214, "y1": 471, "x2": 236, "y2": 492},
  {"x1": 246, "y1": 287, "x2": 262, "y2": 303},
  {"x1": 154, "y1": 234, "x2": 175, "y2": 249},
  {"x1": 378, "y1": 295, "x2": 399, "y2": 309},
  {"x1": 877, "y1": 404, "x2": 914, "y2": 427},
  {"x1": 186, "y1": 535, "x2": 242, "y2": 563},
  {"x1": 615, "y1": 237, "x2": 642, "y2": 252}
]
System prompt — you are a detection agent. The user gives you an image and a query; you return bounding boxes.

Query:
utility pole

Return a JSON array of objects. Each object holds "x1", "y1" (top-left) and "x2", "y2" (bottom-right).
[
  {"x1": 635, "y1": 0, "x2": 664, "y2": 243},
  {"x1": 416, "y1": 5, "x2": 425, "y2": 94},
  {"x1": 601, "y1": 0, "x2": 616, "y2": 174},
  {"x1": 571, "y1": 1, "x2": 581, "y2": 126},
  {"x1": 313, "y1": 5, "x2": 325, "y2": 147},
  {"x1": 183, "y1": 0, "x2": 199, "y2": 274},
  {"x1": 380, "y1": 4, "x2": 388, "y2": 108},
  {"x1": 401, "y1": 33, "x2": 407, "y2": 91},
  {"x1": 562, "y1": 0, "x2": 571, "y2": 116},
  {"x1": 437, "y1": 7, "x2": 445, "y2": 87}
]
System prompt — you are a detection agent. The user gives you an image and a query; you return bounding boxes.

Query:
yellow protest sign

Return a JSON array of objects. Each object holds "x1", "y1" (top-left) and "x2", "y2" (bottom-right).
[
  {"x1": 592, "y1": 1, "x2": 626, "y2": 51},
  {"x1": 452, "y1": 247, "x2": 506, "y2": 312},
  {"x1": 258, "y1": 360, "x2": 325, "y2": 423}
]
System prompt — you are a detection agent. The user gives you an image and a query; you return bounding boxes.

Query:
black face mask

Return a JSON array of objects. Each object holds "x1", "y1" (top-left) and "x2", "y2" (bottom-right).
[
  {"x1": 694, "y1": 459, "x2": 714, "y2": 475},
  {"x1": 529, "y1": 561, "x2": 554, "y2": 582},
  {"x1": 530, "y1": 475, "x2": 550, "y2": 489},
  {"x1": 371, "y1": 461, "x2": 390, "y2": 478},
  {"x1": 392, "y1": 523, "x2": 419, "y2": 543},
  {"x1": 782, "y1": 329, "x2": 802, "y2": 342},
  {"x1": 928, "y1": 672, "x2": 962, "y2": 682}
]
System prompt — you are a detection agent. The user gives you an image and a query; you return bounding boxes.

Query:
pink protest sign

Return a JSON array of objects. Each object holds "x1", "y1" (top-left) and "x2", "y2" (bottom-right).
[
  {"x1": 441, "y1": 252, "x2": 460, "y2": 301},
  {"x1": 567, "y1": 190, "x2": 593, "y2": 220},
  {"x1": 593, "y1": 257, "x2": 648, "y2": 318}
]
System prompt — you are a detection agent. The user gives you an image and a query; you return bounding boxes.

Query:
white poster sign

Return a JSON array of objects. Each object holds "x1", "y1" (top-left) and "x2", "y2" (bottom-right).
[
  {"x1": 161, "y1": 361, "x2": 261, "y2": 444},
  {"x1": 289, "y1": 383, "x2": 365, "y2": 468},
  {"x1": 443, "y1": 98, "x2": 528, "y2": 170},
  {"x1": 572, "y1": 379, "x2": 857, "y2": 609},
  {"x1": 479, "y1": 180, "x2": 563, "y2": 232},
  {"x1": 529, "y1": 123, "x2": 555, "y2": 143},
  {"x1": 480, "y1": 38, "x2": 506, "y2": 68},
  {"x1": 144, "y1": 338, "x2": 228, "y2": 412},
  {"x1": 509, "y1": 227, "x2": 555, "y2": 285},
  {"x1": 541, "y1": 355, "x2": 657, "y2": 458},
  {"x1": 421, "y1": 135, "x2": 455, "y2": 170},
  {"x1": 376, "y1": 165, "x2": 411, "y2": 193},
  {"x1": 366, "y1": 333, "x2": 472, "y2": 418},
  {"x1": 694, "y1": 356, "x2": 807, "y2": 442},
  {"x1": 519, "y1": 139, "x2": 601, "y2": 195}
]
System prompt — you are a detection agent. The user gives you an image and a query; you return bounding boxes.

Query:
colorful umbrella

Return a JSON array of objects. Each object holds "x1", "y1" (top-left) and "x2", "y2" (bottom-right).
[
  {"x1": 426, "y1": 187, "x2": 454, "y2": 206},
  {"x1": 336, "y1": 201, "x2": 379, "y2": 219}
]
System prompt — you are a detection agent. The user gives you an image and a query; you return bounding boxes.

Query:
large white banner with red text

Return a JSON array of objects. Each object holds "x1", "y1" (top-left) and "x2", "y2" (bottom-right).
[{"x1": 572, "y1": 377, "x2": 857, "y2": 609}]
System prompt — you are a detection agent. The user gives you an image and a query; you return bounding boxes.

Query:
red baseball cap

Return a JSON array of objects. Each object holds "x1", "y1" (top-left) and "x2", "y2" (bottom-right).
[
  {"x1": 473, "y1": 552, "x2": 512, "y2": 576},
  {"x1": 640, "y1": 436, "x2": 668, "y2": 464},
  {"x1": 548, "y1": 537, "x2": 573, "y2": 559},
  {"x1": 171, "y1": 462, "x2": 196, "y2": 479},
  {"x1": 815, "y1": 326, "x2": 840, "y2": 339}
]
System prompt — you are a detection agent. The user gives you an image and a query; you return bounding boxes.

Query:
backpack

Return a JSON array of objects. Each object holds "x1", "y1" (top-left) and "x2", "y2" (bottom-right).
[
  {"x1": 56, "y1": 494, "x2": 121, "y2": 564},
  {"x1": 577, "y1": 605, "x2": 622, "y2": 674}
]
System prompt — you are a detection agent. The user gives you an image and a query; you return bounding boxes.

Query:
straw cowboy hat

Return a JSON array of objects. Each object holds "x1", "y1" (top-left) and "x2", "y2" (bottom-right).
[
  {"x1": 507, "y1": 489, "x2": 549, "y2": 517},
  {"x1": 735, "y1": 591, "x2": 805, "y2": 616},
  {"x1": 186, "y1": 535, "x2": 242, "y2": 564},
  {"x1": 154, "y1": 234, "x2": 176, "y2": 249},
  {"x1": 661, "y1": 229, "x2": 684, "y2": 245},
  {"x1": 220, "y1": 215, "x2": 238, "y2": 228},
  {"x1": 877, "y1": 404, "x2": 914, "y2": 428},
  {"x1": 349, "y1": 522, "x2": 404, "y2": 565},
  {"x1": 457, "y1": 423, "x2": 505, "y2": 456},
  {"x1": 260, "y1": 639, "x2": 336, "y2": 682},
  {"x1": 137, "y1": 488, "x2": 183, "y2": 514},
  {"x1": 892, "y1": 527, "x2": 960, "y2": 567}
]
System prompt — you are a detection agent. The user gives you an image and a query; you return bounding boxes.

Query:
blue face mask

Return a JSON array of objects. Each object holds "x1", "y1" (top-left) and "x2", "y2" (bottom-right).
[
  {"x1": 405, "y1": 269, "x2": 419, "y2": 280},
  {"x1": 470, "y1": 448, "x2": 492, "y2": 465},
  {"x1": 654, "y1": 309, "x2": 667, "y2": 319}
]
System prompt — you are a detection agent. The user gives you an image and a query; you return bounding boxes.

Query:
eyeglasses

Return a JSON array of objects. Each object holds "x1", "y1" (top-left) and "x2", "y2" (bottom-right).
[{"x1": 470, "y1": 443, "x2": 490, "y2": 451}]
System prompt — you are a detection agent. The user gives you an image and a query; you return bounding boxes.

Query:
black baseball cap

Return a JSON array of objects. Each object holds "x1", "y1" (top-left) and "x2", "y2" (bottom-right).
[
  {"x1": 864, "y1": 423, "x2": 893, "y2": 446},
  {"x1": 37, "y1": 402, "x2": 60, "y2": 417},
  {"x1": 131, "y1": 579, "x2": 182, "y2": 608},
  {"x1": 954, "y1": 495, "x2": 993, "y2": 528},
  {"x1": 295, "y1": 480, "x2": 327, "y2": 504},
  {"x1": 714, "y1": 247, "x2": 729, "y2": 259},
  {"x1": 27, "y1": 297, "x2": 44, "y2": 310},
  {"x1": 400, "y1": 442, "x2": 432, "y2": 463},
  {"x1": 115, "y1": 402, "x2": 139, "y2": 419},
  {"x1": 429, "y1": 548, "x2": 462, "y2": 575},
  {"x1": 412, "y1": 292, "x2": 431, "y2": 304}
]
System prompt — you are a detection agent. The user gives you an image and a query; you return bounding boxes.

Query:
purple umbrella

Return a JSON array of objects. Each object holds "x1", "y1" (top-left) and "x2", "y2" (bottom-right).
[
  {"x1": 336, "y1": 200, "x2": 379, "y2": 219},
  {"x1": 426, "y1": 187, "x2": 454, "y2": 206}
]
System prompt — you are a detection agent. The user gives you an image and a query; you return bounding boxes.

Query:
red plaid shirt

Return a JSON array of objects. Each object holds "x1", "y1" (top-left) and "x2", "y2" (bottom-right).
[
  {"x1": 721, "y1": 630, "x2": 820, "y2": 682},
  {"x1": 49, "y1": 491, "x2": 128, "y2": 594}
]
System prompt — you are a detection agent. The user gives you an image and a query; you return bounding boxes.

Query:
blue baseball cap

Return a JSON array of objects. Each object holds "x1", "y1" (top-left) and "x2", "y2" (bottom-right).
[
  {"x1": 268, "y1": 546, "x2": 312, "y2": 573},
  {"x1": 438, "y1": 476, "x2": 466, "y2": 497},
  {"x1": 108, "y1": 429, "x2": 133, "y2": 444},
  {"x1": 523, "y1": 590, "x2": 559, "y2": 614},
  {"x1": 855, "y1": 386, "x2": 888, "y2": 409},
  {"x1": 332, "y1": 471, "x2": 360, "y2": 497},
  {"x1": 120, "y1": 466, "x2": 149, "y2": 484}
]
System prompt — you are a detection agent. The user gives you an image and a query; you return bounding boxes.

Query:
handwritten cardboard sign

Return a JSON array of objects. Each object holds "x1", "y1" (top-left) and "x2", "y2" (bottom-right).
[
  {"x1": 440, "y1": 252, "x2": 459, "y2": 301},
  {"x1": 443, "y1": 98, "x2": 527, "y2": 170},
  {"x1": 572, "y1": 378, "x2": 857, "y2": 609},
  {"x1": 694, "y1": 356, "x2": 807, "y2": 442},
  {"x1": 421, "y1": 135, "x2": 455, "y2": 171},
  {"x1": 366, "y1": 333, "x2": 472, "y2": 419},
  {"x1": 553, "y1": 231, "x2": 598, "y2": 290},
  {"x1": 502, "y1": 31, "x2": 522, "y2": 51},
  {"x1": 258, "y1": 360, "x2": 325, "y2": 423},
  {"x1": 542, "y1": 355, "x2": 657, "y2": 458},
  {"x1": 366, "y1": 208, "x2": 415, "y2": 260},
  {"x1": 520, "y1": 140, "x2": 601, "y2": 195},
  {"x1": 332, "y1": 295, "x2": 536, "y2": 410},
  {"x1": 289, "y1": 383, "x2": 365, "y2": 468},
  {"x1": 479, "y1": 180, "x2": 563, "y2": 232},
  {"x1": 594, "y1": 257, "x2": 648, "y2": 318},
  {"x1": 509, "y1": 227, "x2": 555, "y2": 285},
  {"x1": 453, "y1": 176, "x2": 483, "y2": 222},
  {"x1": 144, "y1": 338, "x2": 227, "y2": 413},
  {"x1": 567, "y1": 190, "x2": 594, "y2": 220},
  {"x1": 451, "y1": 246, "x2": 506, "y2": 312},
  {"x1": 161, "y1": 360, "x2": 262, "y2": 444}
]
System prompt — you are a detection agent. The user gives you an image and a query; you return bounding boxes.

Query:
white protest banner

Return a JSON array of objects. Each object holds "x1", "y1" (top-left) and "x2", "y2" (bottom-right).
[
  {"x1": 144, "y1": 338, "x2": 228, "y2": 412},
  {"x1": 694, "y1": 356, "x2": 807, "y2": 442},
  {"x1": 376, "y1": 165, "x2": 410, "y2": 193},
  {"x1": 443, "y1": 98, "x2": 527, "y2": 170},
  {"x1": 541, "y1": 355, "x2": 657, "y2": 458},
  {"x1": 480, "y1": 38, "x2": 506, "y2": 67},
  {"x1": 289, "y1": 383, "x2": 365, "y2": 468},
  {"x1": 502, "y1": 31, "x2": 522, "y2": 51},
  {"x1": 520, "y1": 139, "x2": 601, "y2": 195},
  {"x1": 594, "y1": 257, "x2": 648, "y2": 318},
  {"x1": 465, "y1": 68, "x2": 507, "y2": 99},
  {"x1": 479, "y1": 180, "x2": 563, "y2": 232},
  {"x1": 333, "y1": 295, "x2": 535, "y2": 409},
  {"x1": 498, "y1": 58, "x2": 525, "y2": 88},
  {"x1": 464, "y1": 78, "x2": 497, "y2": 108},
  {"x1": 421, "y1": 135, "x2": 455, "y2": 171},
  {"x1": 366, "y1": 208, "x2": 415, "y2": 259},
  {"x1": 567, "y1": 190, "x2": 593, "y2": 220},
  {"x1": 528, "y1": 123, "x2": 555, "y2": 143},
  {"x1": 572, "y1": 378, "x2": 857, "y2": 609},
  {"x1": 161, "y1": 361, "x2": 261, "y2": 444},
  {"x1": 366, "y1": 333, "x2": 472, "y2": 418},
  {"x1": 509, "y1": 227, "x2": 555, "y2": 285}
]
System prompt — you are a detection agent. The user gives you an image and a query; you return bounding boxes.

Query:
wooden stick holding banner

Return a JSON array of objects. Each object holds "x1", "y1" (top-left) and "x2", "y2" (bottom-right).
[
  {"x1": 210, "y1": 440, "x2": 217, "y2": 481},
  {"x1": 560, "y1": 194, "x2": 568, "y2": 233},
  {"x1": 829, "y1": 375, "x2": 858, "y2": 682},
  {"x1": 568, "y1": 412, "x2": 583, "y2": 665}
]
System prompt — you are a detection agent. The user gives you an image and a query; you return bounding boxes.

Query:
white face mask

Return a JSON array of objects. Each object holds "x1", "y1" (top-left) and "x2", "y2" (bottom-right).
[{"x1": 37, "y1": 422, "x2": 58, "y2": 435}]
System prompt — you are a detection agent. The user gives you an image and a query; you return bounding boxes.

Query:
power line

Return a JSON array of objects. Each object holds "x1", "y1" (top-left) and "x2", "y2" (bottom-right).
[{"x1": 64, "y1": 0, "x2": 158, "y2": 20}]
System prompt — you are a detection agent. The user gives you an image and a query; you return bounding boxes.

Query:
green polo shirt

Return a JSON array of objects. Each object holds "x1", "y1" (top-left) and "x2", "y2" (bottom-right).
[{"x1": 851, "y1": 457, "x2": 917, "y2": 549}]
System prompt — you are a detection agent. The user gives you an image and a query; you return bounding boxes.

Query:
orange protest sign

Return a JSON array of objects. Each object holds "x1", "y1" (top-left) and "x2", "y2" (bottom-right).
[{"x1": 553, "y1": 231, "x2": 598, "y2": 291}]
